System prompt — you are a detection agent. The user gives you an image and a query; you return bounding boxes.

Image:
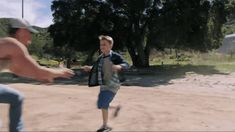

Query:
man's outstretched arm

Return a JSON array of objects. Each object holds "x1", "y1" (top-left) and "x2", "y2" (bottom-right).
[{"x1": 2, "y1": 38, "x2": 74, "y2": 83}]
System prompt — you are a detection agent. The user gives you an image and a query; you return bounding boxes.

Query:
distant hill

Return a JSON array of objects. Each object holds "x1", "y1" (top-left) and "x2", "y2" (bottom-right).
[
  {"x1": 0, "y1": 18, "x2": 10, "y2": 37},
  {"x1": 0, "y1": 18, "x2": 48, "y2": 37},
  {"x1": 0, "y1": 18, "x2": 53, "y2": 58}
]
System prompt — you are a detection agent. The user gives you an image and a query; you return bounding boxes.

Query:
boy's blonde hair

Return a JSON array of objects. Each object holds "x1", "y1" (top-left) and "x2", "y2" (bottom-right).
[{"x1": 98, "y1": 35, "x2": 113, "y2": 45}]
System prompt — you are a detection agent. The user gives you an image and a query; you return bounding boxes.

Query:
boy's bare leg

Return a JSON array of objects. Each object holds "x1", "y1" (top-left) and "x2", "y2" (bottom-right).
[
  {"x1": 101, "y1": 109, "x2": 108, "y2": 127},
  {"x1": 109, "y1": 105, "x2": 121, "y2": 118},
  {"x1": 97, "y1": 109, "x2": 112, "y2": 132}
]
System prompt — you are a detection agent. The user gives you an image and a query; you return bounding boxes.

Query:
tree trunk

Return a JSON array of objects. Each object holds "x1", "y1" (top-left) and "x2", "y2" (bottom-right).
[
  {"x1": 144, "y1": 42, "x2": 150, "y2": 66},
  {"x1": 126, "y1": 21, "x2": 150, "y2": 68},
  {"x1": 66, "y1": 57, "x2": 71, "y2": 68},
  {"x1": 126, "y1": 41, "x2": 138, "y2": 67},
  {"x1": 127, "y1": 37, "x2": 150, "y2": 68},
  {"x1": 84, "y1": 49, "x2": 97, "y2": 65},
  {"x1": 175, "y1": 49, "x2": 179, "y2": 59}
]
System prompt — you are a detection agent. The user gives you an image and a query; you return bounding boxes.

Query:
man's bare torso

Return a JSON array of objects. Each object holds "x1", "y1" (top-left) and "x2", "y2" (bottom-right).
[{"x1": 0, "y1": 38, "x2": 12, "y2": 71}]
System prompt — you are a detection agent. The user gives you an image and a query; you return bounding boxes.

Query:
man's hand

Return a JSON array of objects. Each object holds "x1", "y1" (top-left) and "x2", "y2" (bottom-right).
[
  {"x1": 54, "y1": 68, "x2": 75, "y2": 79},
  {"x1": 112, "y1": 65, "x2": 122, "y2": 72},
  {"x1": 41, "y1": 68, "x2": 75, "y2": 83}
]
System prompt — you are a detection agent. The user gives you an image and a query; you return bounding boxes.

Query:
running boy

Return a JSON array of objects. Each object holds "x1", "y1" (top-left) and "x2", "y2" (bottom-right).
[{"x1": 83, "y1": 35, "x2": 129, "y2": 132}]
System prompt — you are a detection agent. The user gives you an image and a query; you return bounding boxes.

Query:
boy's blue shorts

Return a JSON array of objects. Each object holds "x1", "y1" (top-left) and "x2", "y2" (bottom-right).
[{"x1": 97, "y1": 90, "x2": 115, "y2": 109}]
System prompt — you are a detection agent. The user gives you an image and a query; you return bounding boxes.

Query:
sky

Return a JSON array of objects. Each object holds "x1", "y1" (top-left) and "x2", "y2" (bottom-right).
[{"x1": 0, "y1": 0, "x2": 54, "y2": 28}]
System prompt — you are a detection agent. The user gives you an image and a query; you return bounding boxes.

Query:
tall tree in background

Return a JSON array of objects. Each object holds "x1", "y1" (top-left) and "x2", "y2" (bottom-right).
[
  {"x1": 225, "y1": 0, "x2": 235, "y2": 21},
  {"x1": 206, "y1": 0, "x2": 229, "y2": 49},
  {"x1": 223, "y1": 0, "x2": 235, "y2": 34},
  {"x1": 49, "y1": 0, "x2": 116, "y2": 65},
  {"x1": 49, "y1": 0, "x2": 232, "y2": 68},
  {"x1": 49, "y1": 0, "x2": 163, "y2": 67},
  {"x1": 148, "y1": 0, "x2": 229, "y2": 52},
  {"x1": 108, "y1": 0, "x2": 163, "y2": 67}
]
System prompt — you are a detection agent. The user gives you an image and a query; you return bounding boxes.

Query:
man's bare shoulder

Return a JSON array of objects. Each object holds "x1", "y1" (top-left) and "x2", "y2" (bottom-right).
[
  {"x1": 0, "y1": 37, "x2": 21, "y2": 46},
  {"x1": 0, "y1": 37, "x2": 26, "y2": 57},
  {"x1": 0, "y1": 37, "x2": 26, "y2": 50}
]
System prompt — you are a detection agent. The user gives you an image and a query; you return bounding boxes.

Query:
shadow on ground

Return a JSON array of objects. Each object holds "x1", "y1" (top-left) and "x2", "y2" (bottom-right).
[
  {"x1": 123, "y1": 64, "x2": 228, "y2": 87},
  {"x1": 0, "y1": 64, "x2": 229, "y2": 87}
]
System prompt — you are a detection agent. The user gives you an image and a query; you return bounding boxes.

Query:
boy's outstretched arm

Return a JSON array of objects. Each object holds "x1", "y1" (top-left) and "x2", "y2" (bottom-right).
[{"x1": 82, "y1": 65, "x2": 93, "y2": 72}]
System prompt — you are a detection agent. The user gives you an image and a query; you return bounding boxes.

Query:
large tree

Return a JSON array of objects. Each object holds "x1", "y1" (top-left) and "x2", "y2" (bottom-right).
[
  {"x1": 49, "y1": 0, "x2": 116, "y2": 65},
  {"x1": 49, "y1": 0, "x2": 232, "y2": 68},
  {"x1": 149, "y1": 0, "x2": 230, "y2": 52}
]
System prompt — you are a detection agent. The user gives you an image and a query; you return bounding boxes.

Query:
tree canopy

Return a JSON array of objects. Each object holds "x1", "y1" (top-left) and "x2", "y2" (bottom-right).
[{"x1": 49, "y1": 0, "x2": 235, "y2": 67}]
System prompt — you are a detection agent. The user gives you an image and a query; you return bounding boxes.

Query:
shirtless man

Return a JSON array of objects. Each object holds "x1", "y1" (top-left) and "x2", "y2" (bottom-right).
[{"x1": 0, "y1": 18, "x2": 74, "y2": 132}]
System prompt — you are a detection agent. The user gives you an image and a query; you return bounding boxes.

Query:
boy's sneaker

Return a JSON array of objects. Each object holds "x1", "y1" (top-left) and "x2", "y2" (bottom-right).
[
  {"x1": 113, "y1": 105, "x2": 121, "y2": 118},
  {"x1": 96, "y1": 125, "x2": 112, "y2": 132}
]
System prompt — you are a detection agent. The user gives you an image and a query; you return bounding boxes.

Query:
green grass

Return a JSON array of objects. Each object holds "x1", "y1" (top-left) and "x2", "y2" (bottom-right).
[
  {"x1": 150, "y1": 51, "x2": 235, "y2": 73},
  {"x1": 31, "y1": 51, "x2": 235, "y2": 74},
  {"x1": 32, "y1": 55, "x2": 59, "y2": 67},
  {"x1": 38, "y1": 58, "x2": 59, "y2": 67},
  {"x1": 214, "y1": 63, "x2": 235, "y2": 72},
  {"x1": 223, "y1": 23, "x2": 235, "y2": 35}
]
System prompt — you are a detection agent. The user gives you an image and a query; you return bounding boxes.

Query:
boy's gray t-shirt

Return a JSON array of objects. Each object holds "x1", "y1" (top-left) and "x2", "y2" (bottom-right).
[
  {"x1": 103, "y1": 57, "x2": 113, "y2": 84},
  {"x1": 100, "y1": 57, "x2": 120, "y2": 93}
]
